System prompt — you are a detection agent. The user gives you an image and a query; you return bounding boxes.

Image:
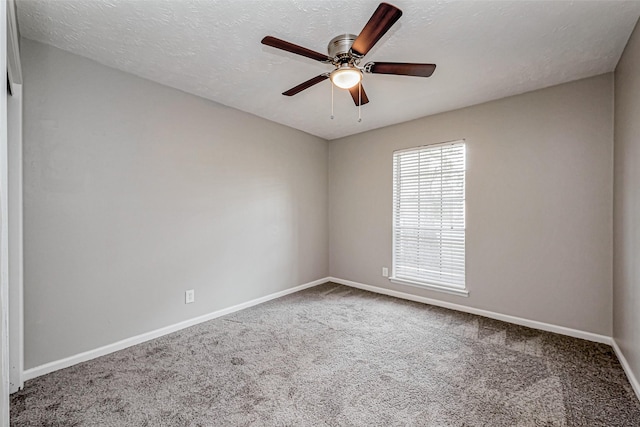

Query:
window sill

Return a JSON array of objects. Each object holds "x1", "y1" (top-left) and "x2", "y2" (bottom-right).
[{"x1": 389, "y1": 277, "x2": 469, "y2": 297}]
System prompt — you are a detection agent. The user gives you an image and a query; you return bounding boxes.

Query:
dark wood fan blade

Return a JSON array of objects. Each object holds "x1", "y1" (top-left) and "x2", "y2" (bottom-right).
[
  {"x1": 282, "y1": 74, "x2": 329, "y2": 96},
  {"x1": 348, "y1": 84, "x2": 370, "y2": 106},
  {"x1": 351, "y1": 3, "x2": 402, "y2": 57},
  {"x1": 365, "y1": 62, "x2": 436, "y2": 77},
  {"x1": 262, "y1": 36, "x2": 332, "y2": 63}
]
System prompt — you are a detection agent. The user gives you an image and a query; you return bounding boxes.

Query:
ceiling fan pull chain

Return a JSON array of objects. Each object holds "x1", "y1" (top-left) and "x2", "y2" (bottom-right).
[
  {"x1": 358, "y1": 82, "x2": 362, "y2": 122},
  {"x1": 331, "y1": 83, "x2": 334, "y2": 120}
]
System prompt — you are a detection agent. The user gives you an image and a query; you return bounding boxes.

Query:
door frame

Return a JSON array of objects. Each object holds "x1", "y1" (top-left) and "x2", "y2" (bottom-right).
[{"x1": 6, "y1": 0, "x2": 23, "y2": 394}]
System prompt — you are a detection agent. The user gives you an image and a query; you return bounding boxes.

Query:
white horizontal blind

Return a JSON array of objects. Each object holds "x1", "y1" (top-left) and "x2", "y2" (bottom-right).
[{"x1": 393, "y1": 141, "x2": 466, "y2": 289}]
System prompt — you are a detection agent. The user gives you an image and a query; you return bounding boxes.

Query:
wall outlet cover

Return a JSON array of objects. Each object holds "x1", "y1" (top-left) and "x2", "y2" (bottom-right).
[
  {"x1": 185, "y1": 289, "x2": 195, "y2": 304},
  {"x1": 382, "y1": 267, "x2": 389, "y2": 277}
]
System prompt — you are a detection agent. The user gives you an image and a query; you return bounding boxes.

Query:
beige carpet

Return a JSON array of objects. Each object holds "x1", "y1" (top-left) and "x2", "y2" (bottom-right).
[{"x1": 11, "y1": 282, "x2": 640, "y2": 426}]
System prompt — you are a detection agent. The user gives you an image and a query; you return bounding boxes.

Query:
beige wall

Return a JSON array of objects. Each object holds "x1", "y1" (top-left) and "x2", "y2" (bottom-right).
[
  {"x1": 329, "y1": 74, "x2": 614, "y2": 336},
  {"x1": 21, "y1": 40, "x2": 329, "y2": 369},
  {"x1": 614, "y1": 19, "x2": 640, "y2": 388}
]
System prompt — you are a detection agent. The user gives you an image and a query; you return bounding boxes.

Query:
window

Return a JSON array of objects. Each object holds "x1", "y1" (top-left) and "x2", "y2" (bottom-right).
[{"x1": 392, "y1": 141, "x2": 467, "y2": 296}]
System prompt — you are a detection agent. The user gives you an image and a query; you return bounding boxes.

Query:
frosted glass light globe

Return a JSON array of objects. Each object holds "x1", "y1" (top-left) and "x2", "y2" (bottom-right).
[{"x1": 330, "y1": 67, "x2": 363, "y2": 89}]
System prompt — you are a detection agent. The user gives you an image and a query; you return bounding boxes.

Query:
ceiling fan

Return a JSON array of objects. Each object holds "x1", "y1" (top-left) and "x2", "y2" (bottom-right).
[{"x1": 261, "y1": 2, "x2": 436, "y2": 107}]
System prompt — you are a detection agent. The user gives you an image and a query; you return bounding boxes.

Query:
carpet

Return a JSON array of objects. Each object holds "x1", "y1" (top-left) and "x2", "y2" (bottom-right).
[{"x1": 10, "y1": 282, "x2": 640, "y2": 426}]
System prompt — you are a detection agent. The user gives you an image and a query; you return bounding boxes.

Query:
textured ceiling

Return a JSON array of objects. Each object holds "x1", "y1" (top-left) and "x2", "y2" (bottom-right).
[{"x1": 16, "y1": 0, "x2": 640, "y2": 140}]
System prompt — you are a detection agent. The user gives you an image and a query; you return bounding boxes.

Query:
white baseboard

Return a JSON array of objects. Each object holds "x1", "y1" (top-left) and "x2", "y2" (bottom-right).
[
  {"x1": 329, "y1": 277, "x2": 612, "y2": 345},
  {"x1": 611, "y1": 339, "x2": 640, "y2": 401},
  {"x1": 23, "y1": 277, "x2": 330, "y2": 382}
]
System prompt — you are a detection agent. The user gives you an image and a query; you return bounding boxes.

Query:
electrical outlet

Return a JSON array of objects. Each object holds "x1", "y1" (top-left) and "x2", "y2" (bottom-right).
[
  {"x1": 185, "y1": 289, "x2": 195, "y2": 304},
  {"x1": 382, "y1": 267, "x2": 389, "y2": 277}
]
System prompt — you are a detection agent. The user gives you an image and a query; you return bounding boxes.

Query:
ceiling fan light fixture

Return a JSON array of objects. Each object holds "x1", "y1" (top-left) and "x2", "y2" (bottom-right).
[
  {"x1": 330, "y1": 67, "x2": 362, "y2": 89},
  {"x1": 262, "y1": 3, "x2": 435, "y2": 107}
]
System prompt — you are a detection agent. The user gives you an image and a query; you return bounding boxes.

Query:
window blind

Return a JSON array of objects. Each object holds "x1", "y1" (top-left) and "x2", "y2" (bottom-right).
[{"x1": 392, "y1": 141, "x2": 466, "y2": 289}]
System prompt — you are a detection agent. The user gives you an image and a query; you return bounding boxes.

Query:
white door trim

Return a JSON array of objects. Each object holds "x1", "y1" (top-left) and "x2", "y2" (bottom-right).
[
  {"x1": 7, "y1": 84, "x2": 22, "y2": 393},
  {"x1": 6, "y1": 0, "x2": 24, "y2": 395},
  {"x1": 1, "y1": 0, "x2": 11, "y2": 424}
]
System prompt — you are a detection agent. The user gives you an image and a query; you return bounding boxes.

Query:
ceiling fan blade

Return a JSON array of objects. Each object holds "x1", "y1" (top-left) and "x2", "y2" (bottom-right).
[
  {"x1": 365, "y1": 62, "x2": 436, "y2": 77},
  {"x1": 262, "y1": 36, "x2": 332, "y2": 63},
  {"x1": 348, "y1": 84, "x2": 370, "y2": 106},
  {"x1": 282, "y1": 74, "x2": 329, "y2": 96},
  {"x1": 350, "y1": 3, "x2": 403, "y2": 57}
]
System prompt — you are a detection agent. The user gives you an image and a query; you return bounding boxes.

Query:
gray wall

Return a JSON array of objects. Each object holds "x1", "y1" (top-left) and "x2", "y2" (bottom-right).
[
  {"x1": 614, "y1": 19, "x2": 640, "y2": 387},
  {"x1": 21, "y1": 39, "x2": 329, "y2": 369},
  {"x1": 329, "y1": 74, "x2": 614, "y2": 336}
]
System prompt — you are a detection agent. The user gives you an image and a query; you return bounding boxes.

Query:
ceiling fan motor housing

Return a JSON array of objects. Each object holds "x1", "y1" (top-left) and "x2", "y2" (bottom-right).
[{"x1": 328, "y1": 34, "x2": 358, "y2": 63}]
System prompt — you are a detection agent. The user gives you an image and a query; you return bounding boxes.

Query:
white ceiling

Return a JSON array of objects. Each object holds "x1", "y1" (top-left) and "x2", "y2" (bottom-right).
[{"x1": 16, "y1": 0, "x2": 640, "y2": 140}]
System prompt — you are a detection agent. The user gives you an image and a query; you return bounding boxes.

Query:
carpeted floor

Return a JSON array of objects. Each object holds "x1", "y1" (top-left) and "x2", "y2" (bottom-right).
[{"x1": 10, "y1": 282, "x2": 640, "y2": 426}]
